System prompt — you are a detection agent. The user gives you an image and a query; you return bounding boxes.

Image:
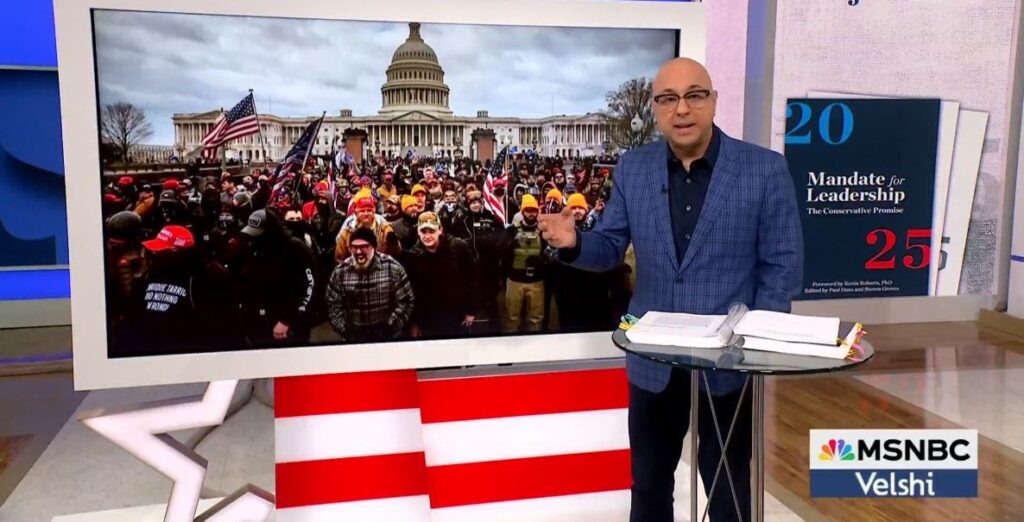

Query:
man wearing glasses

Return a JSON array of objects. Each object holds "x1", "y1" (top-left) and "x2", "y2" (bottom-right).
[
  {"x1": 325, "y1": 227, "x2": 415, "y2": 344},
  {"x1": 539, "y1": 58, "x2": 803, "y2": 521}
]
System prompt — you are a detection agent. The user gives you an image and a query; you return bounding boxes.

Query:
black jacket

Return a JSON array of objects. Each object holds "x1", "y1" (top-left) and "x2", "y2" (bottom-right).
[
  {"x1": 404, "y1": 235, "x2": 479, "y2": 333},
  {"x1": 237, "y1": 230, "x2": 318, "y2": 337},
  {"x1": 113, "y1": 252, "x2": 243, "y2": 356},
  {"x1": 392, "y1": 214, "x2": 420, "y2": 252},
  {"x1": 438, "y1": 203, "x2": 469, "y2": 237}
]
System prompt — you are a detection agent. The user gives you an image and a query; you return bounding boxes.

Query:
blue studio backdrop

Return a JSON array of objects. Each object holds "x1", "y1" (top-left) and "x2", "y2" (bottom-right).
[{"x1": 0, "y1": 0, "x2": 69, "y2": 301}]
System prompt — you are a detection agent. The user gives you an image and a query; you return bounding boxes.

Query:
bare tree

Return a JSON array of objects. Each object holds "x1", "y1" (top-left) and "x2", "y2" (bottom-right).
[
  {"x1": 100, "y1": 102, "x2": 153, "y2": 163},
  {"x1": 602, "y1": 77, "x2": 657, "y2": 151}
]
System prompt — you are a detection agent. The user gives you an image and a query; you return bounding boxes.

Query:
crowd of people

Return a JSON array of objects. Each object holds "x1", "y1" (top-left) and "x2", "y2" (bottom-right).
[{"x1": 102, "y1": 152, "x2": 635, "y2": 357}]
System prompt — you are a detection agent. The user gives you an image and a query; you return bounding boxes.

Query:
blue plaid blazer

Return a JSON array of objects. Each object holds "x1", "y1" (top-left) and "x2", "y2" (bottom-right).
[{"x1": 571, "y1": 132, "x2": 803, "y2": 395}]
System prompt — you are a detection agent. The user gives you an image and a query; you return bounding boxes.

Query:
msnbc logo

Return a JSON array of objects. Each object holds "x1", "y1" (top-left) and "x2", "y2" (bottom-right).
[
  {"x1": 819, "y1": 438, "x2": 856, "y2": 462},
  {"x1": 810, "y1": 429, "x2": 978, "y2": 498}
]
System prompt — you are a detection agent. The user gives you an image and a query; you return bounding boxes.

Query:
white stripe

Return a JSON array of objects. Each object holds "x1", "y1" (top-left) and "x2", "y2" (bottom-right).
[
  {"x1": 275, "y1": 409, "x2": 424, "y2": 463},
  {"x1": 276, "y1": 495, "x2": 431, "y2": 522},
  {"x1": 422, "y1": 409, "x2": 627, "y2": 466},
  {"x1": 429, "y1": 490, "x2": 630, "y2": 522}
]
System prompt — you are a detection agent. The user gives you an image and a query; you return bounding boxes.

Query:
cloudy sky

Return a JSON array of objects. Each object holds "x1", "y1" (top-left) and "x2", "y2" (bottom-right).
[{"x1": 93, "y1": 10, "x2": 676, "y2": 145}]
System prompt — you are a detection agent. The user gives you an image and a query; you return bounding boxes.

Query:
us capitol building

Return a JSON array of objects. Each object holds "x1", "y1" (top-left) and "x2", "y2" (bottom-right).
[{"x1": 172, "y1": 22, "x2": 610, "y2": 164}]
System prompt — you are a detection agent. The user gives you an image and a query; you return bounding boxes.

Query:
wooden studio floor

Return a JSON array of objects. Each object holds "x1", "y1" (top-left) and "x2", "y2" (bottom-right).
[{"x1": 1, "y1": 321, "x2": 1023, "y2": 520}]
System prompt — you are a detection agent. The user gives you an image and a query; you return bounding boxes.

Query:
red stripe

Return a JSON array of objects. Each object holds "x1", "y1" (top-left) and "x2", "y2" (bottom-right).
[
  {"x1": 427, "y1": 450, "x2": 631, "y2": 508},
  {"x1": 276, "y1": 452, "x2": 429, "y2": 508},
  {"x1": 483, "y1": 195, "x2": 504, "y2": 221},
  {"x1": 275, "y1": 370, "x2": 421, "y2": 418},
  {"x1": 418, "y1": 368, "x2": 627, "y2": 423}
]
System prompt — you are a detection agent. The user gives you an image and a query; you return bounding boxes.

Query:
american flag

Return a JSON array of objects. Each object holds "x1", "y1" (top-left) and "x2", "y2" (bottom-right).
[
  {"x1": 272, "y1": 116, "x2": 324, "y2": 197},
  {"x1": 200, "y1": 93, "x2": 260, "y2": 159},
  {"x1": 483, "y1": 145, "x2": 510, "y2": 224}
]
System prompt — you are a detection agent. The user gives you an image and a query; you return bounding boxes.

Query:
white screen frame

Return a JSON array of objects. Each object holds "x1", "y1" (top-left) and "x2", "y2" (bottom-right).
[{"x1": 55, "y1": 0, "x2": 706, "y2": 390}]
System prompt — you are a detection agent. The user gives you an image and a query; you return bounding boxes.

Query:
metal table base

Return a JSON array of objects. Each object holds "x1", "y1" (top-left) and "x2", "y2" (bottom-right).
[{"x1": 689, "y1": 372, "x2": 765, "y2": 522}]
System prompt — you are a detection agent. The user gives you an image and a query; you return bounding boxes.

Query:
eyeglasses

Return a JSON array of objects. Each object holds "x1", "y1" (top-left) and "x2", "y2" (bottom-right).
[
  {"x1": 350, "y1": 243, "x2": 373, "y2": 251},
  {"x1": 653, "y1": 89, "x2": 714, "y2": 111}
]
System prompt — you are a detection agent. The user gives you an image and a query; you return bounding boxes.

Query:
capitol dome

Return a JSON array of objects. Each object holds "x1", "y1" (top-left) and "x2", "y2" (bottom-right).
[
  {"x1": 380, "y1": 22, "x2": 453, "y2": 116},
  {"x1": 391, "y1": 23, "x2": 439, "y2": 64}
]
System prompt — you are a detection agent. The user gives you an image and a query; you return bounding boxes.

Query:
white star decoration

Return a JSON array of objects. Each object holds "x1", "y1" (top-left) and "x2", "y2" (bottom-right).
[{"x1": 80, "y1": 380, "x2": 275, "y2": 522}]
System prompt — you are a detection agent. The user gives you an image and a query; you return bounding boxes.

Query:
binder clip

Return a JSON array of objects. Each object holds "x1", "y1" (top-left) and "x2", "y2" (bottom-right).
[{"x1": 619, "y1": 314, "x2": 639, "y2": 331}]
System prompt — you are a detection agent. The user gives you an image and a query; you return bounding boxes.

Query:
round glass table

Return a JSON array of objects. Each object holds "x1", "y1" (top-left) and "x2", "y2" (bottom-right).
[{"x1": 612, "y1": 326, "x2": 875, "y2": 522}]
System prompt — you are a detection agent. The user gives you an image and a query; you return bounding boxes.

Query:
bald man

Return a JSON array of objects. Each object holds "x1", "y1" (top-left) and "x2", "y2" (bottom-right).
[{"x1": 539, "y1": 58, "x2": 803, "y2": 521}]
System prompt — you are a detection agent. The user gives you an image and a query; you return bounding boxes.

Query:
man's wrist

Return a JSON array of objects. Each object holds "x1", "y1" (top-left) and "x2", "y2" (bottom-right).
[{"x1": 559, "y1": 230, "x2": 582, "y2": 263}]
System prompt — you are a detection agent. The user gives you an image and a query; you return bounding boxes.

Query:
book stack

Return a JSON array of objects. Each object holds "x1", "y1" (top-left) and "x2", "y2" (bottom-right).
[{"x1": 623, "y1": 307, "x2": 863, "y2": 360}]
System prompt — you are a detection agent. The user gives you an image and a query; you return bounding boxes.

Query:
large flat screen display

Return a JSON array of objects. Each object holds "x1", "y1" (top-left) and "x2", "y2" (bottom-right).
[{"x1": 55, "y1": 0, "x2": 705, "y2": 389}]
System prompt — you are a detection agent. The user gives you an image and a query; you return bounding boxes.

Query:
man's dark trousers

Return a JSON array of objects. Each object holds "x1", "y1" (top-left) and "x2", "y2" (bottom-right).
[{"x1": 629, "y1": 366, "x2": 753, "y2": 522}]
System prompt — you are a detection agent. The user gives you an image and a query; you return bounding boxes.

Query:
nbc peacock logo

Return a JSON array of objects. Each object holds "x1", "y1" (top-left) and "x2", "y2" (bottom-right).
[{"x1": 819, "y1": 438, "x2": 856, "y2": 462}]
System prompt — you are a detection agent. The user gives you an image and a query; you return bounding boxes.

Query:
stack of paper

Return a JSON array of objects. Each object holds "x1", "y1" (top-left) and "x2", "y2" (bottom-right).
[
  {"x1": 623, "y1": 312, "x2": 728, "y2": 348},
  {"x1": 623, "y1": 309, "x2": 859, "y2": 360},
  {"x1": 732, "y1": 311, "x2": 850, "y2": 359}
]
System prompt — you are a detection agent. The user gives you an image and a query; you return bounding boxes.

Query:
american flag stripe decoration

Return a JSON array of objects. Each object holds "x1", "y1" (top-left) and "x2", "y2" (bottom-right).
[
  {"x1": 200, "y1": 93, "x2": 261, "y2": 158},
  {"x1": 274, "y1": 371, "x2": 432, "y2": 521},
  {"x1": 420, "y1": 368, "x2": 632, "y2": 521},
  {"x1": 274, "y1": 368, "x2": 632, "y2": 521}
]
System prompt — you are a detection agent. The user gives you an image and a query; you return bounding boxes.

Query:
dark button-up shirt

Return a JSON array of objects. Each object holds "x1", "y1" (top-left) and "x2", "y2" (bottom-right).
[
  {"x1": 668, "y1": 126, "x2": 720, "y2": 262},
  {"x1": 558, "y1": 127, "x2": 721, "y2": 264}
]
